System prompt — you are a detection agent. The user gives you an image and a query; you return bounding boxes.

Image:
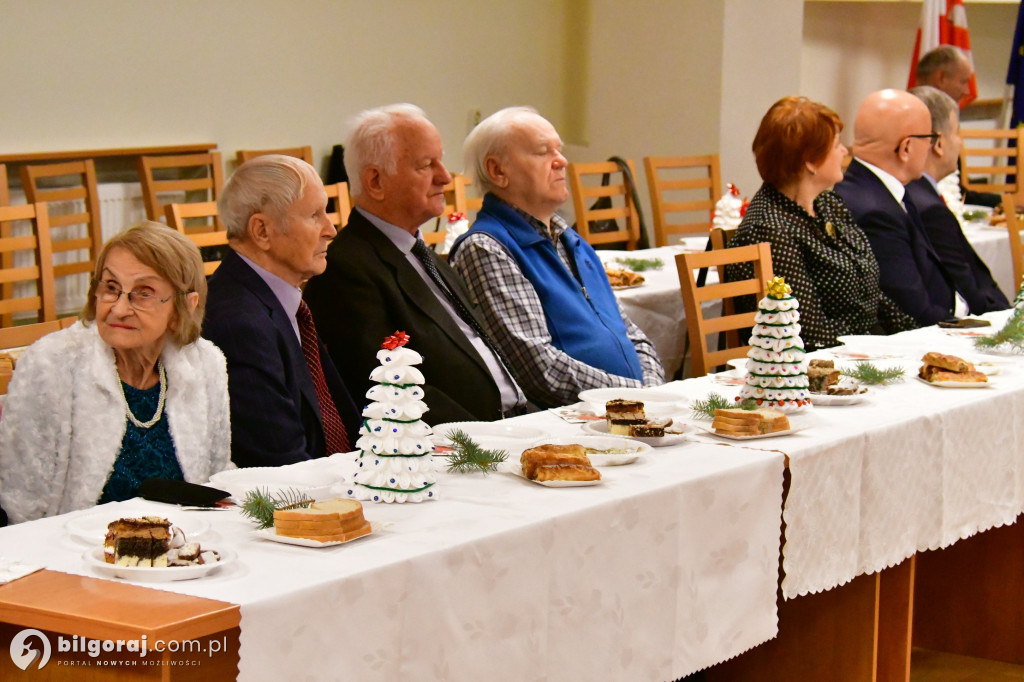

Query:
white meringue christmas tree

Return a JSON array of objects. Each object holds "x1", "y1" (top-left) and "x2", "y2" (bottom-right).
[
  {"x1": 712, "y1": 183, "x2": 749, "y2": 232},
  {"x1": 738, "y1": 277, "x2": 812, "y2": 412},
  {"x1": 346, "y1": 331, "x2": 437, "y2": 503}
]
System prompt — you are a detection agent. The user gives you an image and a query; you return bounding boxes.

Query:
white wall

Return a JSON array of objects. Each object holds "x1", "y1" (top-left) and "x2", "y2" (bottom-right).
[{"x1": 801, "y1": 0, "x2": 1019, "y2": 142}]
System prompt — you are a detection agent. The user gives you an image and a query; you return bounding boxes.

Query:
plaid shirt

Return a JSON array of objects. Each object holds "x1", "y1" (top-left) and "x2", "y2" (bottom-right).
[{"x1": 450, "y1": 201, "x2": 664, "y2": 407}]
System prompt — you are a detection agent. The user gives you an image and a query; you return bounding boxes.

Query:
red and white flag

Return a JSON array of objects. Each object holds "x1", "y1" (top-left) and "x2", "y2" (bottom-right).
[{"x1": 906, "y1": 0, "x2": 978, "y2": 106}]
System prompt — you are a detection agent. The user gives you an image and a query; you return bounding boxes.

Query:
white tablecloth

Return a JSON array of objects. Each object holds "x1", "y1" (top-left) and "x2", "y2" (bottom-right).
[
  {"x1": 677, "y1": 309, "x2": 1024, "y2": 598},
  {"x1": 0, "y1": 408, "x2": 784, "y2": 681},
  {"x1": 599, "y1": 239, "x2": 713, "y2": 377}
]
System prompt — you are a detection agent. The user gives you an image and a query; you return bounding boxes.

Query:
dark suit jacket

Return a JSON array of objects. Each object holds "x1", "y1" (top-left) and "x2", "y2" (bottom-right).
[
  {"x1": 834, "y1": 160, "x2": 955, "y2": 326},
  {"x1": 203, "y1": 250, "x2": 359, "y2": 468},
  {"x1": 303, "y1": 209, "x2": 506, "y2": 425},
  {"x1": 905, "y1": 177, "x2": 1009, "y2": 314}
]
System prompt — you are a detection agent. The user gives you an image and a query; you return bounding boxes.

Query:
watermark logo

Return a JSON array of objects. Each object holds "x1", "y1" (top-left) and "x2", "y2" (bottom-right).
[{"x1": 10, "y1": 628, "x2": 51, "y2": 671}]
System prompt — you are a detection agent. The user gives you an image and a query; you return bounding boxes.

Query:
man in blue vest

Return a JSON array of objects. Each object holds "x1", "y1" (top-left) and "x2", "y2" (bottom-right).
[{"x1": 449, "y1": 107, "x2": 664, "y2": 408}]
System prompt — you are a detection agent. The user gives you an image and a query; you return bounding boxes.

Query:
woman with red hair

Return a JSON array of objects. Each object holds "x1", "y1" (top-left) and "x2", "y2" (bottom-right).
[{"x1": 727, "y1": 96, "x2": 915, "y2": 350}]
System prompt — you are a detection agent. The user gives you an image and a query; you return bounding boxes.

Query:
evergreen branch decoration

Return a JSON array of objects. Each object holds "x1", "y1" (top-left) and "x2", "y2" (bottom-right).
[
  {"x1": 973, "y1": 309, "x2": 1024, "y2": 353},
  {"x1": 840, "y1": 361, "x2": 905, "y2": 385},
  {"x1": 239, "y1": 487, "x2": 314, "y2": 529},
  {"x1": 614, "y1": 256, "x2": 664, "y2": 272},
  {"x1": 445, "y1": 429, "x2": 508, "y2": 474},
  {"x1": 690, "y1": 392, "x2": 757, "y2": 420}
]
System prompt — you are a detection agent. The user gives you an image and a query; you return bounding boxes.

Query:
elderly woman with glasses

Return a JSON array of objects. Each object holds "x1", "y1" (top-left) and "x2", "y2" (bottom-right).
[
  {"x1": 726, "y1": 96, "x2": 917, "y2": 351},
  {"x1": 0, "y1": 223, "x2": 230, "y2": 523}
]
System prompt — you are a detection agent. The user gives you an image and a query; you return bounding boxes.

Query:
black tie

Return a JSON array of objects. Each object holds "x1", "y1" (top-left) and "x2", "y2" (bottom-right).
[{"x1": 410, "y1": 238, "x2": 516, "y2": 374}]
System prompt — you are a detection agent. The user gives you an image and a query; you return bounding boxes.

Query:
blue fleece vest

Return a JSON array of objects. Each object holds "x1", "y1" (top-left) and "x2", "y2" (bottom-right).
[{"x1": 452, "y1": 195, "x2": 644, "y2": 382}]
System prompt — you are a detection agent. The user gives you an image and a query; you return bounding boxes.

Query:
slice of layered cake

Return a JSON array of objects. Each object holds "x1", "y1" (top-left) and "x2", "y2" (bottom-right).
[
  {"x1": 605, "y1": 399, "x2": 646, "y2": 435},
  {"x1": 104, "y1": 516, "x2": 173, "y2": 567}
]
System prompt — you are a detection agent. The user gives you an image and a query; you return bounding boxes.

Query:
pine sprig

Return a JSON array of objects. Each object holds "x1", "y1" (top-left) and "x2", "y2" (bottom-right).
[
  {"x1": 614, "y1": 256, "x2": 664, "y2": 272},
  {"x1": 690, "y1": 392, "x2": 757, "y2": 420},
  {"x1": 445, "y1": 429, "x2": 508, "y2": 474},
  {"x1": 840, "y1": 361, "x2": 905, "y2": 385},
  {"x1": 974, "y1": 309, "x2": 1024, "y2": 353},
  {"x1": 239, "y1": 487, "x2": 314, "y2": 529}
]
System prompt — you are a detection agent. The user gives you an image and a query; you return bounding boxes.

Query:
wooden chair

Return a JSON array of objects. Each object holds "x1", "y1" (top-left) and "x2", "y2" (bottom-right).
[
  {"x1": 1003, "y1": 193, "x2": 1024, "y2": 296},
  {"x1": 0, "y1": 203, "x2": 57, "y2": 326},
  {"x1": 568, "y1": 160, "x2": 641, "y2": 250},
  {"x1": 0, "y1": 165, "x2": 11, "y2": 325},
  {"x1": 0, "y1": 317, "x2": 76, "y2": 394},
  {"x1": 0, "y1": 164, "x2": 8, "y2": 207},
  {"x1": 677, "y1": 242, "x2": 773, "y2": 377},
  {"x1": 236, "y1": 146, "x2": 314, "y2": 166},
  {"x1": 19, "y1": 160, "x2": 104, "y2": 282},
  {"x1": 959, "y1": 129, "x2": 1024, "y2": 195},
  {"x1": 644, "y1": 155, "x2": 722, "y2": 245},
  {"x1": 138, "y1": 152, "x2": 224, "y2": 227},
  {"x1": 164, "y1": 202, "x2": 229, "y2": 276},
  {"x1": 325, "y1": 181, "x2": 351, "y2": 229},
  {"x1": 423, "y1": 174, "x2": 480, "y2": 250}
]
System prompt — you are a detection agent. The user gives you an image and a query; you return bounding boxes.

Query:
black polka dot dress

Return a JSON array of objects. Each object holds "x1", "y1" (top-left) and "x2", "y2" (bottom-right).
[{"x1": 726, "y1": 183, "x2": 917, "y2": 351}]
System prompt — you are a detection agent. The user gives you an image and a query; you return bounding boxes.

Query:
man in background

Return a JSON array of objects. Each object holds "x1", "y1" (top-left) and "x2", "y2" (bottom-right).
[
  {"x1": 835, "y1": 89, "x2": 956, "y2": 326},
  {"x1": 906, "y1": 85, "x2": 1008, "y2": 313},
  {"x1": 304, "y1": 104, "x2": 529, "y2": 423},
  {"x1": 915, "y1": 45, "x2": 1000, "y2": 207}
]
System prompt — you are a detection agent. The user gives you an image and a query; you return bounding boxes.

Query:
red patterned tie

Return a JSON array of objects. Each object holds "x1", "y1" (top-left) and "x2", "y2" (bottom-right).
[{"x1": 296, "y1": 301, "x2": 350, "y2": 455}]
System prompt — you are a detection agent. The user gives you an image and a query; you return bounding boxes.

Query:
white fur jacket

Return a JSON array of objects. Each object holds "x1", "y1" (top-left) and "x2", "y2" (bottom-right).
[{"x1": 0, "y1": 321, "x2": 231, "y2": 524}]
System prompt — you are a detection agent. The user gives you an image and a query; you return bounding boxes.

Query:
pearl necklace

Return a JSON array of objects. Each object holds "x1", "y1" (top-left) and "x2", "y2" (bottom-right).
[{"x1": 120, "y1": 361, "x2": 167, "y2": 429}]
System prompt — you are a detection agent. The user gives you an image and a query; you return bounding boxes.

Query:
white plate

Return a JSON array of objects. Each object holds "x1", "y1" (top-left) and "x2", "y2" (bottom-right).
[
  {"x1": 82, "y1": 547, "x2": 232, "y2": 582},
  {"x1": 610, "y1": 283, "x2": 644, "y2": 291},
  {"x1": 941, "y1": 328, "x2": 995, "y2": 338},
  {"x1": 254, "y1": 524, "x2": 374, "y2": 548},
  {"x1": 577, "y1": 387, "x2": 687, "y2": 417},
  {"x1": 527, "y1": 434, "x2": 652, "y2": 465},
  {"x1": 581, "y1": 420, "x2": 690, "y2": 447},
  {"x1": 431, "y1": 421, "x2": 546, "y2": 449},
  {"x1": 695, "y1": 423, "x2": 809, "y2": 441},
  {"x1": 809, "y1": 391, "x2": 868, "y2": 406},
  {"x1": 66, "y1": 512, "x2": 209, "y2": 546},
  {"x1": 914, "y1": 375, "x2": 993, "y2": 389},
  {"x1": 208, "y1": 467, "x2": 333, "y2": 502}
]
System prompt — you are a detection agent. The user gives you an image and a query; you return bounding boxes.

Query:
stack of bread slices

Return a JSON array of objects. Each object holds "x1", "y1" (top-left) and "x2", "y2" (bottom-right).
[
  {"x1": 919, "y1": 352, "x2": 987, "y2": 383},
  {"x1": 712, "y1": 407, "x2": 790, "y2": 437},
  {"x1": 274, "y1": 498, "x2": 372, "y2": 543}
]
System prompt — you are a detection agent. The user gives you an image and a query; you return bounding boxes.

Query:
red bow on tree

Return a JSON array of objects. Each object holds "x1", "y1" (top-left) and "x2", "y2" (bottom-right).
[{"x1": 381, "y1": 331, "x2": 410, "y2": 350}]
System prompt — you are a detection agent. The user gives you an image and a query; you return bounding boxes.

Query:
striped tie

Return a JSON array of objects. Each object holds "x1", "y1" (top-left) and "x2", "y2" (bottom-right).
[{"x1": 296, "y1": 301, "x2": 350, "y2": 455}]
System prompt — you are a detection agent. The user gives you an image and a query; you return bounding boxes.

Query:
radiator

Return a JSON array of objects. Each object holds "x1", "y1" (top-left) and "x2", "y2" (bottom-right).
[{"x1": 7, "y1": 182, "x2": 164, "y2": 316}]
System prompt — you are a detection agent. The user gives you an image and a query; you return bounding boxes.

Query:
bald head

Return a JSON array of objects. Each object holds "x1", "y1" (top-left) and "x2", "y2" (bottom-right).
[{"x1": 852, "y1": 89, "x2": 933, "y2": 183}]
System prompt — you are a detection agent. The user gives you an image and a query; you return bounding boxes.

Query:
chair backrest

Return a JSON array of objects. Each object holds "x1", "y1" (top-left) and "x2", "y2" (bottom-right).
[
  {"x1": 676, "y1": 242, "x2": 773, "y2": 377},
  {"x1": 644, "y1": 155, "x2": 722, "y2": 245},
  {"x1": 441, "y1": 174, "x2": 483, "y2": 218},
  {"x1": 236, "y1": 146, "x2": 314, "y2": 166},
  {"x1": 138, "y1": 152, "x2": 224, "y2": 225},
  {"x1": 0, "y1": 317, "x2": 75, "y2": 394},
  {"x1": 325, "y1": 181, "x2": 352, "y2": 229},
  {"x1": 19, "y1": 160, "x2": 104, "y2": 283},
  {"x1": 1003, "y1": 192, "x2": 1024, "y2": 297},
  {"x1": 959, "y1": 129, "x2": 1023, "y2": 195},
  {"x1": 0, "y1": 164, "x2": 9, "y2": 207},
  {"x1": 568, "y1": 160, "x2": 641, "y2": 250},
  {"x1": 0, "y1": 203, "x2": 57, "y2": 326},
  {"x1": 164, "y1": 202, "x2": 228, "y2": 276}
]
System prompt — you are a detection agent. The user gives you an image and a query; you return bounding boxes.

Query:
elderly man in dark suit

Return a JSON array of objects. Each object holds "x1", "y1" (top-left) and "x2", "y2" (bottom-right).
[
  {"x1": 203, "y1": 155, "x2": 360, "y2": 468},
  {"x1": 304, "y1": 104, "x2": 528, "y2": 424},
  {"x1": 835, "y1": 89, "x2": 956, "y2": 326},
  {"x1": 906, "y1": 85, "x2": 1009, "y2": 314}
]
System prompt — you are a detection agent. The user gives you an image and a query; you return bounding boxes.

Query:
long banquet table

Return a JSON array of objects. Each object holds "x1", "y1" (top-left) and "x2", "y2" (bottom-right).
[{"x1": 0, "y1": 410, "x2": 784, "y2": 681}]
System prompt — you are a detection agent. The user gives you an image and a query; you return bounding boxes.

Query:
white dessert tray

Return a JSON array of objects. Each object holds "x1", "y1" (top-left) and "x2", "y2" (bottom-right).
[
  {"x1": 208, "y1": 467, "x2": 334, "y2": 502},
  {"x1": 527, "y1": 434, "x2": 652, "y2": 466},
  {"x1": 83, "y1": 547, "x2": 233, "y2": 582},
  {"x1": 431, "y1": 421, "x2": 546, "y2": 449},
  {"x1": 581, "y1": 421, "x2": 689, "y2": 447},
  {"x1": 504, "y1": 467, "x2": 602, "y2": 488},
  {"x1": 694, "y1": 423, "x2": 810, "y2": 441},
  {"x1": 577, "y1": 387, "x2": 688, "y2": 417},
  {"x1": 66, "y1": 512, "x2": 209, "y2": 546},
  {"x1": 914, "y1": 376, "x2": 993, "y2": 389},
  {"x1": 254, "y1": 523, "x2": 375, "y2": 548}
]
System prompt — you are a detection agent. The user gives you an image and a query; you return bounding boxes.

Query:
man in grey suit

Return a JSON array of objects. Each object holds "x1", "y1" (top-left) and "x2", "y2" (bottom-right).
[{"x1": 304, "y1": 104, "x2": 528, "y2": 424}]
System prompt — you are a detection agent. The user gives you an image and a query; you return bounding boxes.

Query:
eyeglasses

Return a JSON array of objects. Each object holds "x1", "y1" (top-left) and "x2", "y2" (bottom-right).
[
  {"x1": 95, "y1": 281, "x2": 174, "y2": 311},
  {"x1": 893, "y1": 133, "x2": 940, "y2": 154}
]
